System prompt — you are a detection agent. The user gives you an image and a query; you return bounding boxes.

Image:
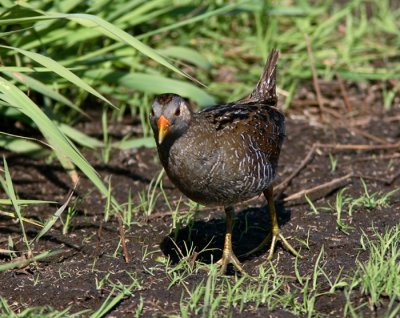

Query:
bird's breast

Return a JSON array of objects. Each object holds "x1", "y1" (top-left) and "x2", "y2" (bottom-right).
[{"x1": 159, "y1": 129, "x2": 277, "y2": 206}]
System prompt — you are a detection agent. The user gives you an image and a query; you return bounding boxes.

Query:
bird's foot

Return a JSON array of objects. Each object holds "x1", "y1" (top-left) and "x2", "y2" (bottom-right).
[
  {"x1": 216, "y1": 247, "x2": 246, "y2": 275},
  {"x1": 241, "y1": 232, "x2": 301, "y2": 260},
  {"x1": 267, "y1": 231, "x2": 301, "y2": 260}
]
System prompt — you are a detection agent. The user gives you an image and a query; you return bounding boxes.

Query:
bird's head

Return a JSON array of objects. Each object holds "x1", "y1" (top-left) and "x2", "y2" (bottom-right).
[{"x1": 150, "y1": 93, "x2": 193, "y2": 145}]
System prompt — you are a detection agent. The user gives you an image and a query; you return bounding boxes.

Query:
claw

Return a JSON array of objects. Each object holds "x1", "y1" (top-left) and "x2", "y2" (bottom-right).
[
  {"x1": 242, "y1": 186, "x2": 301, "y2": 260},
  {"x1": 267, "y1": 232, "x2": 302, "y2": 260},
  {"x1": 216, "y1": 246, "x2": 246, "y2": 274},
  {"x1": 218, "y1": 206, "x2": 247, "y2": 275}
]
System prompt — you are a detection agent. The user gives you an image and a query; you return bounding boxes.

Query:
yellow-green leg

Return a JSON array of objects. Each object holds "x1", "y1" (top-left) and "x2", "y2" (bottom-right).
[
  {"x1": 216, "y1": 206, "x2": 245, "y2": 274},
  {"x1": 242, "y1": 186, "x2": 301, "y2": 260}
]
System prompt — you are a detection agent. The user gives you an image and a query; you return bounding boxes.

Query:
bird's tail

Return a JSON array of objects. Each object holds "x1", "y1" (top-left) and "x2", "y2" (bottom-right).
[{"x1": 243, "y1": 49, "x2": 279, "y2": 104}]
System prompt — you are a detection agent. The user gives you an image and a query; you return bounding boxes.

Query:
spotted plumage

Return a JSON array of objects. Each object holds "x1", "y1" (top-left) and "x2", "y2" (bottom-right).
[
  {"x1": 158, "y1": 103, "x2": 284, "y2": 206},
  {"x1": 150, "y1": 49, "x2": 284, "y2": 206},
  {"x1": 149, "y1": 49, "x2": 299, "y2": 272}
]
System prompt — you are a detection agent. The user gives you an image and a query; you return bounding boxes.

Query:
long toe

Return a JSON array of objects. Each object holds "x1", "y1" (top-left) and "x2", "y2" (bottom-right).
[
  {"x1": 267, "y1": 232, "x2": 301, "y2": 260},
  {"x1": 216, "y1": 250, "x2": 246, "y2": 275}
]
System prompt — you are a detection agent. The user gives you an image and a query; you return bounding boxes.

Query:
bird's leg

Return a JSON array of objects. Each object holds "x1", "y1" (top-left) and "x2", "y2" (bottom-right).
[
  {"x1": 241, "y1": 186, "x2": 300, "y2": 259},
  {"x1": 265, "y1": 186, "x2": 300, "y2": 260},
  {"x1": 216, "y1": 206, "x2": 245, "y2": 274}
]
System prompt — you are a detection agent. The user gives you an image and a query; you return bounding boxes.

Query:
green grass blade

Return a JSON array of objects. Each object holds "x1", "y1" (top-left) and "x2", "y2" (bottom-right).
[
  {"x1": 113, "y1": 137, "x2": 155, "y2": 150},
  {"x1": 0, "y1": 210, "x2": 43, "y2": 227},
  {"x1": 138, "y1": 2, "x2": 241, "y2": 40},
  {"x1": 0, "y1": 134, "x2": 44, "y2": 154},
  {"x1": 0, "y1": 249, "x2": 64, "y2": 271},
  {"x1": 0, "y1": 77, "x2": 118, "y2": 208},
  {"x1": 0, "y1": 199, "x2": 55, "y2": 205},
  {"x1": 3, "y1": 71, "x2": 83, "y2": 113},
  {"x1": 90, "y1": 288, "x2": 127, "y2": 318},
  {"x1": 40, "y1": 12, "x2": 199, "y2": 84},
  {"x1": 33, "y1": 190, "x2": 74, "y2": 242},
  {"x1": 0, "y1": 45, "x2": 114, "y2": 107},
  {"x1": 0, "y1": 157, "x2": 31, "y2": 253},
  {"x1": 85, "y1": 70, "x2": 215, "y2": 107},
  {"x1": 157, "y1": 46, "x2": 212, "y2": 70},
  {"x1": 58, "y1": 123, "x2": 103, "y2": 149}
]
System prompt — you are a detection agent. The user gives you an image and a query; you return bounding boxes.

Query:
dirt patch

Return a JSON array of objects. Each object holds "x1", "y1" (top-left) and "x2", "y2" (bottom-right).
[{"x1": 0, "y1": 86, "x2": 399, "y2": 317}]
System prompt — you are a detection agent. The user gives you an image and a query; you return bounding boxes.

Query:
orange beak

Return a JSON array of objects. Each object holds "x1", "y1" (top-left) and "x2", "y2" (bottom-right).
[{"x1": 157, "y1": 115, "x2": 170, "y2": 144}]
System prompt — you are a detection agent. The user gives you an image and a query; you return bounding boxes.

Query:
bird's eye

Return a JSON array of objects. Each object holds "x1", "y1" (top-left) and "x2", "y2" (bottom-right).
[
  {"x1": 150, "y1": 109, "x2": 155, "y2": 117},
  {"x1": 174, "y1": 107, "x2": 181, "y2": 116}
]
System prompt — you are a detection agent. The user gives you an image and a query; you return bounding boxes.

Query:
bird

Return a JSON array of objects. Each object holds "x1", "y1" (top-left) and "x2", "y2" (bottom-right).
[{"x1": 149, "y1": 49, "x2": 300, "y2": 274}]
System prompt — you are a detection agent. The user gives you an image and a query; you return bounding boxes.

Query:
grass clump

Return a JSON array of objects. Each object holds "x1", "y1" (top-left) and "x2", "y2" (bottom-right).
[
  {"x1": 0, "y1": 157, "x2": 69, "y2": 271},
  {"x1": 176, "y1": 247, "x2": 348, "y2": 317},
  {"x1": 0, "y1": 297, "x2": 86, "y2": 318},
  {"x1": 179, "y1": 264, "x2": 295, "y2": 317},
  {"x1": 357, "y1": 226, "x2": 400, "y2": 309},
  {"x1": 353, "y1": 179, "x2": 399, "y2": 211},
  {"x1": 308, "y1": 180, "x2": 399, "y2": 235}
]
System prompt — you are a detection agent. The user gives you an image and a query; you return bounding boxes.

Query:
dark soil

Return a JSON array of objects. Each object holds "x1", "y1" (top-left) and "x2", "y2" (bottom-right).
[{"x1": 0, "y1": 83, "x2": 399, "y2": 317}]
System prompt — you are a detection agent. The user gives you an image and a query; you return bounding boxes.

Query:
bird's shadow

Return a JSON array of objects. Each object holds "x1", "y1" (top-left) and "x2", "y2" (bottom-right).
[{"x1": 160, "y1": 201, "x2": 291, "y2": 265}]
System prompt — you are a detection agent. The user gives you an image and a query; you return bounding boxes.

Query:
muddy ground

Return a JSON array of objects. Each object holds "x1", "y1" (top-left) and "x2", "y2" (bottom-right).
[{"x1": 0, "y1": 82, "x2": 399, "y2": 317}]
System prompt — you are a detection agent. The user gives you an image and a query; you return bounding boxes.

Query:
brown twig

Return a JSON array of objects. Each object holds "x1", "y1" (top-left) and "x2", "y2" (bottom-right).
[
  {"x1": 305, "y1": 34, "x2": 325, "y2": 122},
  {"x1": 384, "y1": 115, "x2": 400, "y2": 122},
  {"x1": 387, "y1": 170, "x2": 400, "y2": 185},
  {"x1": 0, "y1": 248, "x2": 16, "y2": 255},
  {"x1": 145, "y1": 206, "x2": 218, "y2": 221},
  {"x1": 145, "y1": 211, "x2": 177, "y2": 220},
  {"x1": 276, "y1": 141, "x2": 399, "y2": 199},
  {"x1": 96, "y1": 221, "x2": 103, "y2": 242},
  {"x1": 345, "y1": 127, "x2": 391, "y2": 145},
  {"x1": 315, "y1": 143, "x2": 400, "y2": 151},
  {"x1": 117, "y1": 215, "x2": 129, "y2": 263},
  {"x1": 354, "y1": 170, "x2": 400, "y2": 186},
  {"x1": 0, "y1": 237, "x2": 10, "y2": 244},
  {"x1": 349, "y1": 153, "x2": 400, "y2": 163},
  {"x1": 336, "y1": 73, "x2": 352, "y2": 113},
  {"x1": 94, "y1": 220, "x2": 104, "y2": 257},
  {"x1": 284, "y1": 173, "x2": 354, "y2": 203}
]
